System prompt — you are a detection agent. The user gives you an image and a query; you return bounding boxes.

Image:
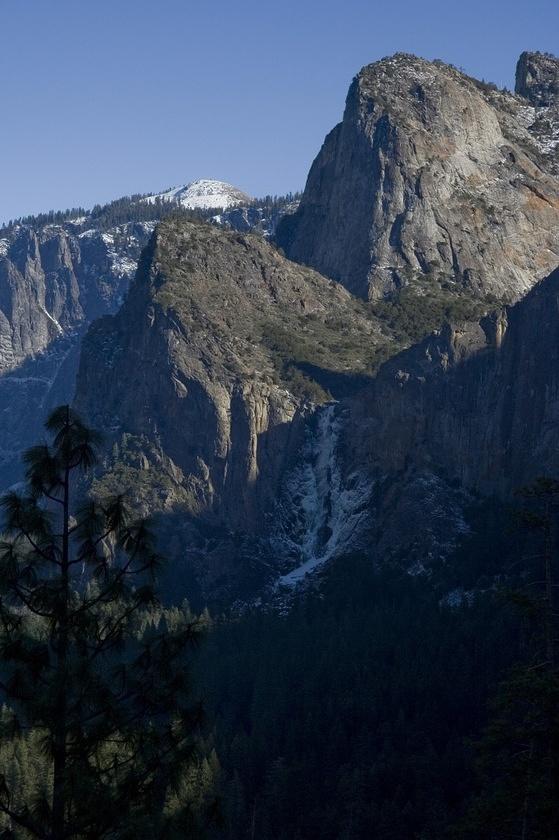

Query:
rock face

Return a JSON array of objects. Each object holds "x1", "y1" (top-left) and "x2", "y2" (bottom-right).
[
  {"x1": 74, "y1": 218, "x2": 384, "y2": 535},
  {"x1": 343, "y1": 264, "x2": 559, "y2": 574},
  {"x1": 0, "y1": 223, "x2": 151, "y2": 372},
  {"x1": 277, "y1": 53, "x2": 559, "y2": 301},
  {"x1": 0, "y1": 221, "x2": 154, "y2": 487},
  {"x1": 513, "y1": 52, "x2": 559, "y2": 177},
  {"x1": 516, "y1": 51, "x2": 559, "y2": 107}
]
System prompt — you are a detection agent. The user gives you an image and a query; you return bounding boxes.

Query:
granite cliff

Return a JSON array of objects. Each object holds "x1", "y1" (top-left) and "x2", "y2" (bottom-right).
[
  {"x1": 73, "y1": 218, "x2": 392, "y2": 598},
  {"x1": 0, "y1": 222, "x2": 152, "y2": 373},
  {"x1": 277, "y1": 53, "x2": 559, "y2": 301},
  {"x1": 352, "y1": 300, "x2": 543, "y2": 497},
  {"x1": 335, "y1": 263, "x2": 559, "y2": 577},
  {"x1": 0, "y1": 221, "x2": 154, "y2": 487}
]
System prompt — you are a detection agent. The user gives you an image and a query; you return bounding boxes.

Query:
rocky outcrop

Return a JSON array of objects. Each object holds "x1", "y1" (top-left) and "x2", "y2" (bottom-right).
[
  {"x1": 511, "y1": 52, "x2": 559, "y2": 178},
  {"x1": 74, "y1": 218, "x2": 385, "y2": 533},
  {"x1": 516, "y1": 51, "x2": 559, "y2": 107},
  {"x1": 277, "y1": 53, "x2": 559, "y2": 301}
]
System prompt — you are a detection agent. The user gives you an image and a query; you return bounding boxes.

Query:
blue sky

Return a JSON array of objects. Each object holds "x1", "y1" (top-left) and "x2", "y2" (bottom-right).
[{"x1": 0, "y1": 0, "x2": 558, "y2": 223}]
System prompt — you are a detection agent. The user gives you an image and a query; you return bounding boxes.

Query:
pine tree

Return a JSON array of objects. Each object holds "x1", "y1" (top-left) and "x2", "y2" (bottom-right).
[{"x1": 0, "y1": 406, "x2": 203, "y2": 838}]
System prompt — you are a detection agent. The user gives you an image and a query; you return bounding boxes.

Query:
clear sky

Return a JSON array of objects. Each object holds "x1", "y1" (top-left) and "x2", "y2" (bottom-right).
[{"x1": 0, "y1": 0, "x2": 558, "y2": 223}]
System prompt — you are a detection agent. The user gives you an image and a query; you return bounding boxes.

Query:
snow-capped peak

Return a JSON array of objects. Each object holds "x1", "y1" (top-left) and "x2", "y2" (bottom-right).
[{"x1": 144, "y1": 178, "x2": 252, "y2": 210}]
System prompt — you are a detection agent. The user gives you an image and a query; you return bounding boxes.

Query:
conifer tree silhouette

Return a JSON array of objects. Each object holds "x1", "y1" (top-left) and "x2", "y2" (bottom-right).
[{"x1": 0, "y1": 406, "x2": 202, "y2": 838}]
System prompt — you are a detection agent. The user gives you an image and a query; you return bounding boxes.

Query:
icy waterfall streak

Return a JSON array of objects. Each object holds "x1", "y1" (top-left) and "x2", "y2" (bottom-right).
[{"x1": 278, "y1": 404, "x2": 371, "y2": 587}]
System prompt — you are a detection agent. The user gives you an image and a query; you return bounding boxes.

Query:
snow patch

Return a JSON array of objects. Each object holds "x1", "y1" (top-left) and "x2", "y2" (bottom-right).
[
  {"x1": 40, "y1": 306, "x2": 63, "y2": 335},
  {"x1": 517, "y1": 103, "x2": 559, "y2": 155},
  {"x1": 107, "y1": 253, "x2": 137, "y2": 278},
  {"x1": 516, "y1": 104, "x2": 537, "y2": 128},
  {"x1": 139, "y1": 221, "x2": 157, "y2": 234},
  {"x1": 144, "y1": 178, "x2": 252, "y2": 210}
]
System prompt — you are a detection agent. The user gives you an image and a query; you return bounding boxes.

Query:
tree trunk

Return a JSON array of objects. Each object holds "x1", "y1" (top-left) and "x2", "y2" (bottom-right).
[{"x1": 51, "y1": 410, "x2": 71, "y2": 840}]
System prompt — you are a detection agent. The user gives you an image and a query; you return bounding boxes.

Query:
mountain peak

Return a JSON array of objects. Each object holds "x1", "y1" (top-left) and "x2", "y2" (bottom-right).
[
  {"x1": 356, "y1": 52, "x2": 473, "y2": 90},
  {"x1": 277, "y1": 50, "x2": 559, "y2": 301},
  {"x1": 145, "y1": 178, "x2": 252, "y2": 210}
]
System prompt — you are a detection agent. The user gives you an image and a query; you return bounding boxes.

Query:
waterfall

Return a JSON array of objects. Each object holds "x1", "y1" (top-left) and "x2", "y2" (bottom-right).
[{"x1": 276, "y1": 403, "x2": 371, "y2": 587}]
